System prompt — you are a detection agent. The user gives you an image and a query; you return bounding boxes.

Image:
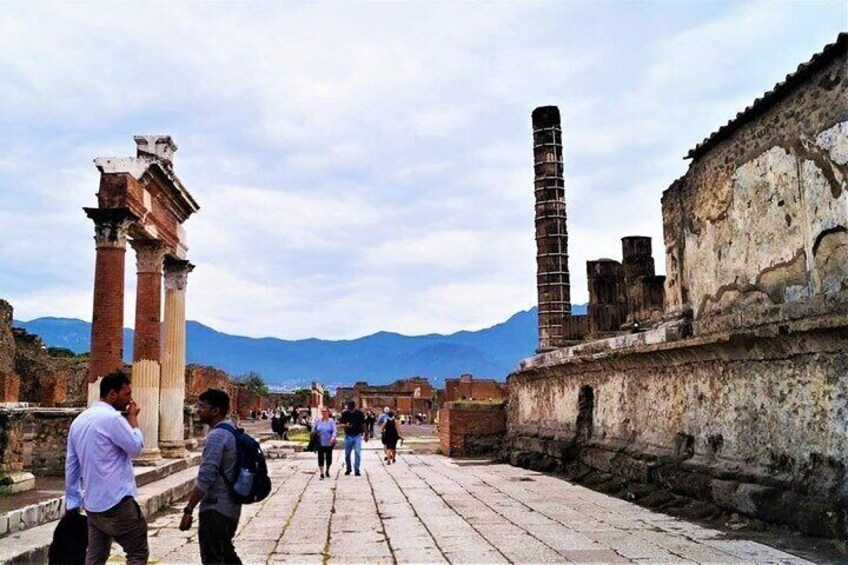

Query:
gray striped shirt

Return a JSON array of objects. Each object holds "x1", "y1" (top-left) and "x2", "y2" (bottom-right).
[{"x1": 197, "y1": 419, "x2": 241, "y2": 520}]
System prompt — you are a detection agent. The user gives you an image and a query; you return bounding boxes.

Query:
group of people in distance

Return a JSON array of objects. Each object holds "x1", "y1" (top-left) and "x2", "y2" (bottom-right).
[
  {"x1": 310, "y1": 401, "x2": 404, "y2": 478},
  {"x1": 65, "y1": 371, "x2": 248, "y2": 564}
]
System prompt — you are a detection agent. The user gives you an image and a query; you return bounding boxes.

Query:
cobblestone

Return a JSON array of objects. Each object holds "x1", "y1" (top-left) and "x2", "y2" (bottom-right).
[{"x1": 110, "y1": 445, "x2": 812, "y2": 564}]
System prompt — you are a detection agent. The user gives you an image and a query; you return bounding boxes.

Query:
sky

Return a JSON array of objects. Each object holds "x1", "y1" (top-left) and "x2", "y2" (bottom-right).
[{"x1": 0, "y1": 1, "x2": 845, "y2": 340}]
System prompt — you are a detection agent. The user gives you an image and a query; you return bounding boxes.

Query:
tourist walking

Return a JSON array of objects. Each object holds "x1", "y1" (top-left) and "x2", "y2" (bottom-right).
[
  {"x1": 382, "y1": 410, "x2": 402, "y2": 464},
  {"x1": 179, "y1": 389, "x2": 243, "y2": 565},
  {"x1": 339, "y1": 400, "x2": 366, "y2": 476},
  {"x1": 65, "y1": 370, "x2": 148, "y2": 565},
  {"x1": 313, "y1": 407, "x2": 337, "y2": 479},
  {"x1": 364, "y1": 409, "x2": 376, "y2": 441}
]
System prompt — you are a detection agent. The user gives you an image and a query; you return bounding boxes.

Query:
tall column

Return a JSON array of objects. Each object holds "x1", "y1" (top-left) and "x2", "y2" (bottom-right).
[
  {"x1": 532, "y1": 106, "x2": 572, "y2": 351},
  {"x1": 84, "y1": 208, "x2": 137, "y2": 406},
  {"x1": 131, "y1": 239, "x2": 166, "y2": 463},
  {"x1": 159, "y1": 258, "x2": 194, "y2": 458}
]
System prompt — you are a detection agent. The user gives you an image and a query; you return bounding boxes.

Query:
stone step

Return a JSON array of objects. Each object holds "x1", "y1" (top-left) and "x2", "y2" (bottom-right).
[
  {"x1": 0, "y1": 464, "x2": 200, "y2": 565},
  {"x1": 0, "y1": 454, "x2": 200, "y2": 540}
]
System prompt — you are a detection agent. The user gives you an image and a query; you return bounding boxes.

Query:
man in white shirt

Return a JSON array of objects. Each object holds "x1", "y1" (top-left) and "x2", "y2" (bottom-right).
[{"x1": 65, "y1": 370, "x2": 148, "y2": 565}]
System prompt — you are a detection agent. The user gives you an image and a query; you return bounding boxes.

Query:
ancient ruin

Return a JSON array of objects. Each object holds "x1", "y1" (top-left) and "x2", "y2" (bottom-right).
[
  {"x1": 336, "y1": 377, "x2": 440, "y2": 419},
  {"x1": 507, "y1": 33, "x2": 848, "y2": 537},
  {"x1": 85, "y1": 135, "x2": 199, "y2": 461}
]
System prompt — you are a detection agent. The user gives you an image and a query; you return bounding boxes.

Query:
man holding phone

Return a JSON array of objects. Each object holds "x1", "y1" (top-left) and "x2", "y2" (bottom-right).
[{"x1": 65, "y1": 370, "x2": 148, "y2": 564}]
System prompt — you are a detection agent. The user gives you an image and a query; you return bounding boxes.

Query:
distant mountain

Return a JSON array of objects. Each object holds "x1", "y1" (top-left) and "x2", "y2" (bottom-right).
[{"x1": 13, "y1": 304, "x2": 587, "y2": 388}]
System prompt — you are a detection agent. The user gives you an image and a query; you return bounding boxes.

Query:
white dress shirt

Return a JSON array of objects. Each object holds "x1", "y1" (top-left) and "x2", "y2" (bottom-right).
[{"x1": 65, "y1": 401, "x2": 145, "y2": 512}]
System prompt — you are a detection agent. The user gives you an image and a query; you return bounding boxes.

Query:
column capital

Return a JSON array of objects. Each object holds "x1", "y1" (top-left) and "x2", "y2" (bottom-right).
[
  {"x1": 164, "y1": 258, "x2": 195, "y2": 291},
  {"x1": 130, "y1": 239, "x2": 167, "y2": 274},
  {"x1": 84, "y1": 207, "x2": 138, "y2": 249}
]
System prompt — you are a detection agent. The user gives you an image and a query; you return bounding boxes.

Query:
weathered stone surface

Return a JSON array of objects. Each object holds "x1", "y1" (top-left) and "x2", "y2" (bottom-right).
[{"x1": 663, "y1": 52, "x2": 847, "y2": 335}]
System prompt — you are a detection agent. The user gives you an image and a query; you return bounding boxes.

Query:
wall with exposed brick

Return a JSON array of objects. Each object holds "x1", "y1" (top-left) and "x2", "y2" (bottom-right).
[
  {"x1": 185, "y1": 364, "x2": 231, "y2": 404},
  {"x1": 439, "y1": 402, "x2": 506, "y2": 457},
  {"x1": 662, "y1": 45, "x2": 848, "y2": 335},
  {"x1": 0, "y1": 300, "x2": 20, "y2": 402},
  {"x1": 0, "y1": 407, "x2": 82, "y2": 476},
  {"x1": 444, "y1": 375, "x2": 506, "y2": 402}
]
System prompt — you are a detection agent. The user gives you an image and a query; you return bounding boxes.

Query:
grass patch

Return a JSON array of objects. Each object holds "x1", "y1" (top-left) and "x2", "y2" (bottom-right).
[{"x1": 448, "y1": 399, "x2": 506, "y2": 409}]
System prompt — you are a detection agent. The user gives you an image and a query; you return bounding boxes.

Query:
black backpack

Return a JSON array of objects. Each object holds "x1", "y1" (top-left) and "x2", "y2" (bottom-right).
[
  {"x1": 48, "y1": 510, "x2": 87, "y2": 565},
  {"x1": 215, "y1": 423, "x2": 272, "y2": 504}
]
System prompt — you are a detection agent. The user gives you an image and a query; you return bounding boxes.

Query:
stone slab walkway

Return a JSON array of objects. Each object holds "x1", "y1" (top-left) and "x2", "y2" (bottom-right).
[{"x1": 107, "y1": 445, "x2": 812, "y2": 564}]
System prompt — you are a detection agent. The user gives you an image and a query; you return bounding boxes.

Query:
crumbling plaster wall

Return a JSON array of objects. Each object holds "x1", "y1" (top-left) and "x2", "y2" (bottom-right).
[
  {"x1": 663, "y1": 56, "x2": 847, "y2": 334},
  {"x1": 512, "y1": 333, "x2": 848, "y2": 478},
  {"x1": 508, "y1": 329, "x2": 848, "y2": 536}
]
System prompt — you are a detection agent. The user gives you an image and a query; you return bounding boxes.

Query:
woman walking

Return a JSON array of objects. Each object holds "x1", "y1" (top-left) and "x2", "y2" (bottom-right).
[
  {"x1": 313, "y1": 407, "x2": 337, "y2": 479},
  {"x1": 382, "y1": 410, "x2": 402, "y2": 464}
]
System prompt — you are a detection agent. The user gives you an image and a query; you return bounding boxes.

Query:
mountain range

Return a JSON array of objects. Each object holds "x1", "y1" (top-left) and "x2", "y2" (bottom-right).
[{"x1": 14, "y1": 304, "x2": 586, "y2": 388}]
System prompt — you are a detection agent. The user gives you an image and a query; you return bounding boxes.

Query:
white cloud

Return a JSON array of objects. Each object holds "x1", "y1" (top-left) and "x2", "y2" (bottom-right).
[{"x1": 0, "y1": 1, "x2": 843, "y2": 339}]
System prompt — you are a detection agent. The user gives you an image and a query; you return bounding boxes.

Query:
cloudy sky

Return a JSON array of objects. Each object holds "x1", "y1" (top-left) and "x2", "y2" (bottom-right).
[{"x1": 0, "y1": 1, "x2": 844, "y2": 340}]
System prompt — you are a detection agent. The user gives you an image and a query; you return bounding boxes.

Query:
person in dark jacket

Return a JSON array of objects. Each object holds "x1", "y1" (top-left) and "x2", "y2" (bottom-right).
[{"x1": 381, "y1": 411, "x2": 402, "y2": 464}]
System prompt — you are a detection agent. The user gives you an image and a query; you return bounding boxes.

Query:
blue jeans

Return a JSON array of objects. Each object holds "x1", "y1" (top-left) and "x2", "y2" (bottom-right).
[{"x1": 344, "y1": 434, "x2": 362, "y2": 472}]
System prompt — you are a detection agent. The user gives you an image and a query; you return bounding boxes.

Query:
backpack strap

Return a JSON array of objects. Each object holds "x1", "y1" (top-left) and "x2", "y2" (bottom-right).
[{"x1": 212, "y1": 422, "x2": 240, "y2": 486}]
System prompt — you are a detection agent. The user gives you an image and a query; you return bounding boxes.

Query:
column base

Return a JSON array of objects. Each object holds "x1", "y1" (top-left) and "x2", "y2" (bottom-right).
[
  {"x1": 134, "y1": 448, "x2": 164, "y2": 466},
  {"x1": 159, "y1": 441, "x2": 189, "y2": 459},
  {"x1": 87, "y1": 380, "x2": 102, "y2": 407}
]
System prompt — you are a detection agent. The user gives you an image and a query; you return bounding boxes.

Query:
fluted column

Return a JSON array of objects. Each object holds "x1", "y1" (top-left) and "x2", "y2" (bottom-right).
[
  {"x1": 159, "y1": 258, "x2": 194, "y2": 458},
  {"x1": 131, "y1": 239, "x2": 166, "y2": 463},
  {"x1": 84, "y1": 208, "x2": 137, "y2": 406}
]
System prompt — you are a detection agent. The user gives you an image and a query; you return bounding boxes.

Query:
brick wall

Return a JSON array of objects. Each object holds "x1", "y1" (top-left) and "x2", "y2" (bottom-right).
[
  {"x1": 185, "y1": 364, "x2": 231, "y2": 404},
  {"x1": 444, "y1": 375, "x2": 507, "y2": 402},
  {"x1": 438, "y1": 402, "x2": 507, "y2": 457}
]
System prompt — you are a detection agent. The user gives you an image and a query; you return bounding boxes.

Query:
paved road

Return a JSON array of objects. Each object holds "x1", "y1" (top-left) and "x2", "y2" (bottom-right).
[{"x1": 122, "y1": 443, "x2": 811, "y2": 564}]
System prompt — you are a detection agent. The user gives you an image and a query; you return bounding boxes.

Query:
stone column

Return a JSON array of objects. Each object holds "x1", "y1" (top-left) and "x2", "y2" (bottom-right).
[
  {"x1": 84, "y1": 208, "x2": 136, "y2": 406},
  {"x1": 131, "y1": 239, "x2": 166, "y2": 463},
  {"x1": 159, "y1": 258, "x2": 193, "y2": 458}
]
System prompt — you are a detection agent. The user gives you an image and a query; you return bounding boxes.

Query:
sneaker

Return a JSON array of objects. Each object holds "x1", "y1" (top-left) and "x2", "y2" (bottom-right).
[
  {"x1": 320, "y1": 474, "x2": 324, "y2": 480},
  {"x1": 355, "y1": 471, "x2": 361, "y2": 476},
  {"x1": 345, "y1": 469, "x2": 351, "y2": 475}
]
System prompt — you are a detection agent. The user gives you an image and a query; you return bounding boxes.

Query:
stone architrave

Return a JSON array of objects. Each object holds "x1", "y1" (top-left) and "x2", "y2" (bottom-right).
[
  {"x1": 130, "y1": 239, "x2": 166, "y2": 463},
  {"x1": 159, "y1": 258, "x2": 194, "y2": 458},
  {"x1": 84, "y1": 208, "x2": 137, "y2": 406}
]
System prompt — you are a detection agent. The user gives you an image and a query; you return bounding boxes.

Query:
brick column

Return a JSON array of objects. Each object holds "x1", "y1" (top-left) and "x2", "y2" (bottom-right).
[
  {"x1": 532, "y1": 105, "x2": 572, "y2": 352},
  {"x1": 131, "y1": 239, "x2": 166, "y2": 463},
  {"x1": 83, "y1": 208, "x2": 136, "y2": 406},
  {"x1": 159, "y1": 258, "x2": 193, "y2": 458}
]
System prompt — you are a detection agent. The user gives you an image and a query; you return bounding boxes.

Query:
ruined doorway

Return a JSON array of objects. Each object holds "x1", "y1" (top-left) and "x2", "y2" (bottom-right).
[{"x1": 576, "y1": 385, "x2": 594, "y2": 440}]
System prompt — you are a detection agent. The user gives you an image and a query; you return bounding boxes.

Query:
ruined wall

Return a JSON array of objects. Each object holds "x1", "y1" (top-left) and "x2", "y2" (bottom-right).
[
  {"x1": 0, "y1": 407, "x2": 82, "y2": 476},
  {"x1": 508, "y1": 328, "x2": 848, "y2": 537},
  {"x1": 439, "y1": 402, "x2": 506, "y2": 457},
  {"x1": 444, "y1": 374, "x2": 507, "y2": 402},
  {"x1": 11, "y1": 328, "x2": 88, "y2": 407},
  {"x1": 662, "y1": 52, "x2": 848, "y2": 335},
  {"x1": 185, "y1": 364, "x2": 231, "y2": 404},
  {"x1": 0, "y1": 300, "x2": 21, "y2": 402}
]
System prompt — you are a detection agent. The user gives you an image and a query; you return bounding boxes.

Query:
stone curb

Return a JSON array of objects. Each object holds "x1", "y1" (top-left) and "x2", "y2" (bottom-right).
[
  {"x1": 0, "y1": 464, "x2": 200, "y2": 565},
  {"x1": 0, "y1": 454, "x2": 201, "y2": 540}
]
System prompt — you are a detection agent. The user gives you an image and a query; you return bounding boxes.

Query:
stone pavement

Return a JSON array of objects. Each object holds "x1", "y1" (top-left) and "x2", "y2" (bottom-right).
[{"x1": 111, "y1": 444, "x2": 812, "y2": 564}]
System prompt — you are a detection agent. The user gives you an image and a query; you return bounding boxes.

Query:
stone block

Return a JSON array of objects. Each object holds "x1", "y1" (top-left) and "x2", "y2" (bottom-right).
[{"x1": 0, "y1": 472, "x2": 35, "y2": 495}]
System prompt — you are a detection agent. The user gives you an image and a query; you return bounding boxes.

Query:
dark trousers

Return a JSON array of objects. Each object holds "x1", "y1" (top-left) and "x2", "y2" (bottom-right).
[
  {"x1": 317, "y1": 446, "x2": 333, "y2": 468},
  {"x1": 85, "y1": 497, "x2": 148, "y2": 565},
  {"x1": 199, "y1": 510, "x2": 241, "y2": 565}
]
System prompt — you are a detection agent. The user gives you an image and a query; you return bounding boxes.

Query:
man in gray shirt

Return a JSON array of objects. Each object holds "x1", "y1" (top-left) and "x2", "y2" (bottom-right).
[{"x1": 179, "y1": 389, "x2": 242, "y2": 564}]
